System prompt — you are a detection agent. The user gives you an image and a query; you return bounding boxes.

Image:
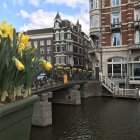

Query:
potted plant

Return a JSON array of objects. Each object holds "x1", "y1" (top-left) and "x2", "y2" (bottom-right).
[{"x1": 0, "y1": 21, "x2": 52, "y2": 140}]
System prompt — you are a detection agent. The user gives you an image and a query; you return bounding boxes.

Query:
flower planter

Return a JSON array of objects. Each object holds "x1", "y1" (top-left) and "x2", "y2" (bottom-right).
[{"x1": 0, "y1": 95, "x2": 39, "y2": 140}]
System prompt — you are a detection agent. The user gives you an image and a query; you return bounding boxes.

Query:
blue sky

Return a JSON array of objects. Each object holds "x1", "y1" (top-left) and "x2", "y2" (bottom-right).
[{"x1": 1, "y1": 0, "x2": 89, "y2": 34}]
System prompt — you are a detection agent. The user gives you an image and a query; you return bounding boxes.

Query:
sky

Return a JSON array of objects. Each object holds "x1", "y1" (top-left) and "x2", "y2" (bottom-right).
[{"x1": 1, "y1": 0, "x2": 90, "y2": 34}]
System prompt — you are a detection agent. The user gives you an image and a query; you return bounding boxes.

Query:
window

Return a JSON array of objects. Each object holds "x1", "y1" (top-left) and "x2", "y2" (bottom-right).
[
  {"x1": 112, "y1": 0, "x2": 119, "y2": 7},
  {"x1": 34, "y1": 41, "x2": 38, "y2": 46},
  {"x1": 112, "y1": 32, "x2": 121, "y2": 46},
  {"x1": 40, "y1": 48, "x2": 45, "y2": 54},
  {"x1": 56, "y1": 57, "x2": 59, "y2": 64},
  {"x1": 67, "y1": 43, "x2": 73, "y2": 52},
  {"x1": 79, "y1": 58, "x2": 83, "y2": 65},
  {"x1": 73, "y1": 57, "x2": 78, "y2": 65},
  {"x1": 89, "y1": 0, "x2": 99, "y2": 10},
  {"x1": 40, "y1": 40, "x2": 44, "y2": 46},
  {"x1": 47, "y1": 47, "x2": 51, "y2": 53},
  {"x1": 112, "y1": 12, "x2": 120, "y2": 25},
  {"x1": 60, "y1": 32, "x2": 64, "y2": 40},
  {"x1": 61, "y1": 56, "x2": 65, "y2": 64},
  {"x1": 73, "y1": 46, "x2": 78, "y2": 53},
  {"x1": 55, "y1": 45, "x2": 61, "y2": 52},
  {"x1": 55, "y1": 56, "x2": 66, "y2": 64},
  {"x1": 55, "y1": 22, "x2": 59, "y2": 28},
  {"x1": 61, "y1": 44, "x2": 66, "y2": 52},
  {"x1": 135, "y1": 30, "x2": 140, "y2": 44},
  {"x1": 135, "y1": 9, "x2": 140, "y2": 21},
  {"x1": 108, "y1": 57, "x2": 127, "y2": 78},
  {"x1": 55, "y1": 32, "x2": 59, "y2": 41},
  {"x1": 67, "y1": 33, "x2": 71, "y2": 39},
  {"x1": 47, "y1": 56, "x2": 51, "y2": 63},
  {"x1": 96, "y1": 39, "x2": 99, "y2": 48},
  {"x1": 46, "y1": 40, "x2": 51, "y2": 45},
  {"x1": 90, "y1": 15, "x2": 99, "y2": 28}
]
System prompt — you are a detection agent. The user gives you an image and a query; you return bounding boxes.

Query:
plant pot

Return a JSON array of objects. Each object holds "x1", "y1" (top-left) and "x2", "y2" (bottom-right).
[{"x1": 0, "y1": 95, "x2": 39, "y2": 140}]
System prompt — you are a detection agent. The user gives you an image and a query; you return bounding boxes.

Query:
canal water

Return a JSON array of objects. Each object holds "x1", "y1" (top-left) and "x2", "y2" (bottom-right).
[{"x1": 30, "y1": 97, "x2": 140, "y2": 140}]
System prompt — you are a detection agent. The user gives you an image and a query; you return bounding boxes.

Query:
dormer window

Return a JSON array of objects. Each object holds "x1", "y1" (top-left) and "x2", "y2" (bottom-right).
[{"x1": 55, "y1": 22, "x2": 59, "y2": 28}]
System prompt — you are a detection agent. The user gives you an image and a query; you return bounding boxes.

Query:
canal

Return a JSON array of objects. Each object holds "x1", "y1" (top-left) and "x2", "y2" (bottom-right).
[{"x1": 30, "y1": 97, "x2": 140, "y2": 140}]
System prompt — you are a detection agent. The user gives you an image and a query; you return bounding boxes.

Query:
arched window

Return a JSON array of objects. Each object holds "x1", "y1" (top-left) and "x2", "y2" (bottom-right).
[{"x1": 107, "y1": 57, "x2": 127, "y2": 78}]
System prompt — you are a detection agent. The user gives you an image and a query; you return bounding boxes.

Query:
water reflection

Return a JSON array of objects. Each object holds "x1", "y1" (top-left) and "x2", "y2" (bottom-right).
[{"x1": 30, "y1": 97, "x2": 140, "y2": 140}]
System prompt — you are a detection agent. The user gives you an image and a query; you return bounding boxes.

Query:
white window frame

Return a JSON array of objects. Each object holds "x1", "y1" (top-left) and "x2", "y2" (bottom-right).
[
  {"x1": 34, "y1": 41, "x2": 38, "y2": 46},
  {"x1": 55, "y1": 32, "x2": 59, "y2": 41},
  {"x1": 135, "y1": 9, "x2": 140, "y2": 21},
  {"x1": 112, "y1": 0, "x2": 119, "y2": 7},
  {"x1": 111, "y1": 12, "x2": 120, "y2": 25},
  {"x1": 89, "y1": 0, "x2": 99, "y2": 10},
  {"x1": 90, "y1": 15, "x2": 99, "y2": 28},
  {"x1": 40, "y1": 40, "x2": 44, "y2": 46},
  {"x1": 46, "y1": 40, "x2": 51, "y2": 45},
  {"x1": 67, "y1": 33, "x2": 71, "y2": 40},
  {"x1": 47, "y1": 47, "x2": 51, "y2": 53},
  {"x1": 60, "y1": 31, "x2": 64, "y2": 40},
  {"x1": 135, "y1": 30, "x2": 140, "y2": 44},
  {"x1": 112, "y1": 32, "x2": 121, "y2": 46},
  {"x1": 55, "y1": 45, "x2": 61, "y2": 52},
  {"x1": 55, "y1": 22, "x2": 59, "y2": 28}
]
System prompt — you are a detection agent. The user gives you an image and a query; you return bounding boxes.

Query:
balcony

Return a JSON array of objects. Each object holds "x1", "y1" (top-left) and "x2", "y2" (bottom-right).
[
  {"x1": 110, "y1": 23, "x2": 121, "y2": 30},
  {"x1": 128, "y1": 44, "x2": 140, "y2": 50}
]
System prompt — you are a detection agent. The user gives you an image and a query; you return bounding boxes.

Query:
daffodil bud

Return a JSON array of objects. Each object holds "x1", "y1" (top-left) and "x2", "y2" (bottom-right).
[{"x1": 12, "y1": 57, "x2": 24, "y2": 71}]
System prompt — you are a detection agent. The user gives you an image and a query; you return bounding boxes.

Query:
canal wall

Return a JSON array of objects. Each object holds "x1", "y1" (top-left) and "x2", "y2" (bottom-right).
[{"x1": 80, "y1": 81, "x2": 102, "y2": 98}]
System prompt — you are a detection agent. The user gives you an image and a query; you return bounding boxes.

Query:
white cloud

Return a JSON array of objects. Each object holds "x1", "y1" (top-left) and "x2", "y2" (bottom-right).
[
  {"x1": 29, "y1": 0, "x2": 39, "y2": 7},
  {"x1": 18, "y1": 9, "x2": 30, "y2": 18},
  {"x1": 3, "y1": 2, "x2": 7, "y2": 9},
  {"x1": 45, "y1": 0, "x2": 88, "y2": 8},
  {"x1": 11, "y1": 0, "x2": 24, "y2": 6},
  {"x1": 18, "y1": 9, "x2": 89, "y2": 35}
]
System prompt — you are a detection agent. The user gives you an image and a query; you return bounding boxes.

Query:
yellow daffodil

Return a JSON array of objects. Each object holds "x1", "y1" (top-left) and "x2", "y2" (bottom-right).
[
  {"x1": 18, "y1": 43, "x2": 25, "y2": 55},
  {"x1": 32, "y1": 57, "x2": 35, "y2": 62},
  {"x1": 41, "y1": 59, "x2": 52, "y2": 71},
  {"x1": 12, "y1": 57, "x2": 24, "y2": 71},
  {"x1": 0, "y1": 21, "x2": 13, "y2": 39},
  {"x1": 18, "y1": 32, "x2": 30, "y2": 47}
]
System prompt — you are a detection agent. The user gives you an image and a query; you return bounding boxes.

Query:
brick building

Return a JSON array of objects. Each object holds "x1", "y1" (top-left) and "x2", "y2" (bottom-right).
[{"x1": 89, "y1": 0, "x2": 140, "y2": 88}]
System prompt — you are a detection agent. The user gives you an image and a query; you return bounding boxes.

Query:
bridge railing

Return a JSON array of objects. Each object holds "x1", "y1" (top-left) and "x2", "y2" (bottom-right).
[{"x1": 29, "y1": 75, "x2": 94, "y2": 92}]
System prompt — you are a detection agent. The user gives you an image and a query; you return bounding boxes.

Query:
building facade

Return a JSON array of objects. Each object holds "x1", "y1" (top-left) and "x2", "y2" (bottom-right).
[
  {"x1": 27, "y1": 28, "x2": 54, "y2": 64},
  {"x1": 89, "y1": 0, "x2": 140, "y2": 88},
  {"x1": 53, "y1": 13, "x2": 92, "y2": 70},
  {"x1": 27, "y1": 13, "x2": 92, "y2": 73}
]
